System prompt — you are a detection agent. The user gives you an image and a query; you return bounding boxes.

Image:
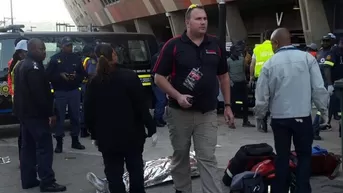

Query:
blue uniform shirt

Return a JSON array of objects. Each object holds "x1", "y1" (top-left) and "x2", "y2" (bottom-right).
[
  {"x1": 317, "y1": 48, "x2": 335, "y2": 85},
  {"x1": 46, "y1": 52, "x2": 85, "y2": 91}
]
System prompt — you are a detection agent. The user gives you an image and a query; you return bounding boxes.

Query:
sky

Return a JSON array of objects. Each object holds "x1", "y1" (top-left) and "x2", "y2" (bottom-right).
[{"x1": 0, "y1": 0, "x2": 75, "y2": 31}]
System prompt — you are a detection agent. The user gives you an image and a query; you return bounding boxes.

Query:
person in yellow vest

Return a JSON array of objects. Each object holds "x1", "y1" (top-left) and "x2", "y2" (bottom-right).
[
  {"x1": 9, "y1": 40, "x2": 28, "y2": 99},
  {"x1": 250, "y1": 29, "x2": 274, "y2": 132},
  {"x1": 80, "y1": 45, "x2": 97, "y2": 137}
]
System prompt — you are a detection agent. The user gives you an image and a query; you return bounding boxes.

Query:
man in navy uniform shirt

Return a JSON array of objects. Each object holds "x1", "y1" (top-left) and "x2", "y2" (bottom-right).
[
  {"x1": 46, "y1": 36, "x2": 86, "y2": 153},
  {"x1": 14, "y1": 38, "x2": 66, "y2": 192}
]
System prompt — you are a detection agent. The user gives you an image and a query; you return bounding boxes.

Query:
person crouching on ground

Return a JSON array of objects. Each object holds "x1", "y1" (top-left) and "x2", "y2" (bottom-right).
[{"x1": 84, "y1": 43, "x2": 156, "y2": 193}]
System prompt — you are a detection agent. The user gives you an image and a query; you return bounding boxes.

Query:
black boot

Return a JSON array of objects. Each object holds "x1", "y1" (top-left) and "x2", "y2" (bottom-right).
[
  {"x1": 262, "y1": 120, "x2": 268, "y2": 132},
  {"x1": 242, "y1": 120, "x2": 255, "y2": 127},
  {"x1": 54, "y1": 137, "x2": 63, "y2": 153},
  {"x1": 80, "y1": 127, "x2": 90, "y2": 138},
  {"x1": 155, "y1": 119, "x2": 166, "y2": 127},
  {"x1": 71, "y1": 136, "x2": 85, "y2": 150},
  {"x1": 40, "y1": 182, "x2": 66, "y2": 192},
  {"x1": 339, "y1": 123, "x2": 341, "y2": 138}
]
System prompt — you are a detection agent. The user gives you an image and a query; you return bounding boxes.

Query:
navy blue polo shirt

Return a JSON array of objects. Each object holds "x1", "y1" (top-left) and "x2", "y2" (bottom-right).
[
  {"x1": 317, "y1": 48, "x2": 335, "y2": 85},
  {"x1": 153, "y1": 32, "x2": 228, "y2": 112}
]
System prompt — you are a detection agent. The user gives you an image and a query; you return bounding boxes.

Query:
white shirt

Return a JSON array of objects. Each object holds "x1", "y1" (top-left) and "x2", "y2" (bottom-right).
[{"x1": 254, "y1": 46, "x2": 329, "y2": 119}]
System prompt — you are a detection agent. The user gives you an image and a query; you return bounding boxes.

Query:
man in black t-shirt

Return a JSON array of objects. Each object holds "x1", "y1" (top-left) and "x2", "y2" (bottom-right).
[{"x1": 153, "y1": 4, "x2": 234, "y2": 193}]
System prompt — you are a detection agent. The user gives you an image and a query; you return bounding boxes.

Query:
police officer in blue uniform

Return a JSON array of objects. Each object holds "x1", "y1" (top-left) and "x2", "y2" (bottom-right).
[
  {"x1": 317, "y1": 35, "x2": 335, "y2": 86},
  {"x1": 14, "y1": 38, "x2": 66, "y2": 192},
  {"x1": 313, "y1": 35, "x2": 336, "y2": 140},
  {"x1": 46, "y1": 37, "x2": 86, "y2": 153}
]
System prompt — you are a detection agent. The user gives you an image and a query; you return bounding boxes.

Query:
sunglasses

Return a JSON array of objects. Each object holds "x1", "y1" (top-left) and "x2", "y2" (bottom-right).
[{"x1": 186, "y1": 4, "x2": 204, "y2": 15}]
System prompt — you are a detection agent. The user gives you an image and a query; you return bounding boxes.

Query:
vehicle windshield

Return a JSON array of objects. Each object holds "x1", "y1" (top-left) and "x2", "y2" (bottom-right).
[
  {"x1": 0, "y1": 39, "x2": 15, "y2": 71},
  {"x1": 0, "y1": 35, "x2": 150, "y2": 79}
]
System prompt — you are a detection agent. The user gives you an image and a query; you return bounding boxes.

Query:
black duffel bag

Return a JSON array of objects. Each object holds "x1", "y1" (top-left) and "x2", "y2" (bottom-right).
[{"x1": 223, "y1": 143, "x2": 275, "y2": 186}]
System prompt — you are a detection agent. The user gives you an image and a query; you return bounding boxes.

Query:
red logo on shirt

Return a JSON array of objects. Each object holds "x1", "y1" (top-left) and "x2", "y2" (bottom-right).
[{"x1": 206, "y1": 50, "x2": 217, "y2": 55}]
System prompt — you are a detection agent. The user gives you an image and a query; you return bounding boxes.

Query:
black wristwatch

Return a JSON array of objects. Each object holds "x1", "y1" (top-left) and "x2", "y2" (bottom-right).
[{"x1": 224, "y1": 103, "x2": 231, "y2": 107}]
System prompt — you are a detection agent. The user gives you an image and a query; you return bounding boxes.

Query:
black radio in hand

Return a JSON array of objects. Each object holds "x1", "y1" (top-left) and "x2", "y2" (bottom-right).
[{"x1": 187, "y1": 97, "x2": 194, "y2": 104}]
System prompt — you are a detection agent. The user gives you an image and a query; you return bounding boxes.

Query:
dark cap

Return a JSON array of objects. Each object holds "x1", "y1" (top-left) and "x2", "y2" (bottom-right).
[
  {"x1": 322, "y1": 35, "x2": 331, "y2": 40},
  {"x1": 61, "y1": 36, "x2": 73, "y2": 47},
  {"x1": 82, "y1": 44, "x2": 94, "y2": 55},
  {"x1": 328, "y1": 33, "x2": 336, "y2": 39},
  {"x1": 230, "y1": 45, "x2": 237, "y2": 52},
  {"x1": 306, "y1": 43, "x2": 318, "y2": 50},
  {"x1": 236, "y1": 40, "x2": 245, "y2": 46}
]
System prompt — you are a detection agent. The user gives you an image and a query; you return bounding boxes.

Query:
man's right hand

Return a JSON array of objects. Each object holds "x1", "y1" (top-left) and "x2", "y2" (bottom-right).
[
  {"x1": 321, "y1": 112, "x2": 329, "y2": 126},
  {"x1": 255, "y1": 118, "x2": 263, "y2": 130},
  {"x1": 49, "y1": 116, "x2": 57, "y2": 127},
  {"x1": 60, "y1": 72, "x2": 69, "y2": 81},
  {"x1": 176, "y1": 94, "x2": 193, "y2": 109}
]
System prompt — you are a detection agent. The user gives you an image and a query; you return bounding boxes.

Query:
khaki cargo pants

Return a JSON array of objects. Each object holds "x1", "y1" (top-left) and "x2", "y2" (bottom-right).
[{"x1": 166, "y1": 107, "x2": 222, "y2": 193}]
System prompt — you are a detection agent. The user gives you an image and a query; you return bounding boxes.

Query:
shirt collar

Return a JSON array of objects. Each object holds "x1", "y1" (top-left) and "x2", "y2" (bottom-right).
[
  {"x1": 181, "y1": 31, "x2": 210, "y2": 45},
  {"x1": 274, "y1": 45, "x2": 296, "y2": 53}
]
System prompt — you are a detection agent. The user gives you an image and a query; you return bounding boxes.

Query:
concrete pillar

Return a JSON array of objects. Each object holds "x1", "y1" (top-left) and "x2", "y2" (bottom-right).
[
  {"x1": 133, "y1": 19, "x2": 154, "y2": 34},
  {"x1": 299, "y1": 0, "x2": 330, "y2": 45},
  {"x1": 166, "y1": 11, "x2": 185, "y2": 37},
  {"x1": 112, "y1": 24, "x2": 127, "y2": 32},
  {"x1": 225, "y1": 2, "x2": 247, "y2": 43}
]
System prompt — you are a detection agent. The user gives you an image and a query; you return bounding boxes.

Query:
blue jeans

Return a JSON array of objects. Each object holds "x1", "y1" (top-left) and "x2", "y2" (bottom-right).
[
  {"x1": 271, "y1": 116, "x2": 313, "y2": 193},
  {"x1": 152, "y1": 84, "x2": 166, "y2": 120},
  {"x1": 54, "y1": 89, "x2": 81, "y2": 138}
]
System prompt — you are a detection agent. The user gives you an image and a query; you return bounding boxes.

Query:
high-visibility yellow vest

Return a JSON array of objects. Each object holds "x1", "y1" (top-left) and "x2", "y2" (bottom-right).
[
  {"x1": 83, "y1": 57, "x2": 90, "y2": 70},
  {"x1": 10, "y1": 60, "x2": 21, "y2": 95},
  {"x1": 253, "y1": 40, "x2": 274, "y2": 78},
  {"x1": 82, "y1": 57, "x2": 91, "y2": 83}
]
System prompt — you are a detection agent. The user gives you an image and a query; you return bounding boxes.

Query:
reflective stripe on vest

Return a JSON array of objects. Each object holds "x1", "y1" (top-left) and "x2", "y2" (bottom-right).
[
  {"x1": 82, "y1": 57, "x2": 91, "y2": 83},
  {"x1": 83, "y1": 57, "x2": 90, "y2": 70},
  {"x1": 10, "y1": 60, "x2": 21, "y2": 94},
  {"x1": 253, "y1": 41, "x2": 274, "y2": 78},
  {"x1": 50, "y1": 87, "x2": 81, "y2": 93}
]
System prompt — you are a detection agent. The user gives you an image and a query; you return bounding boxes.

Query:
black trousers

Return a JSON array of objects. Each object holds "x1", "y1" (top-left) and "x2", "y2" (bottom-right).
[
  {"x1": 231, "y1": 81, "x2": 249, "y2": 122},
  {"x1": 18, "y1": 124, "x2": 22, "y2": 161},
  {"x1": 271, "y1": 116, "x2": 313, "y2": 193},
  {"x1": 20, "y1": 118, "x2": 56, "y2": 188},
  {"x1": 102, "y1": 145, "x2": 145, "y2": 193},
  {"x1": 328, "y1": 91, "x2": 340, "y2": 124}
]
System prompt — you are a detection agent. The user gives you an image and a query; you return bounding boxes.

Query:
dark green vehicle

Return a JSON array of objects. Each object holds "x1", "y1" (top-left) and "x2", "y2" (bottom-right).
[{"x1": 0, "y1": 27, "x2": 158, "y2": 124}]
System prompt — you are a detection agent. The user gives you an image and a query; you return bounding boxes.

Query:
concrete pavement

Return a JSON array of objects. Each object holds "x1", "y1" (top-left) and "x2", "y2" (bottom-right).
[{"x1": 0, "y1": 116, "x2": 342, "y2": 193}]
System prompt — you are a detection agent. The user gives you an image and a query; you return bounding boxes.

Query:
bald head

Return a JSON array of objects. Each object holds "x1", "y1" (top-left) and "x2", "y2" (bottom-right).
[
  {"x1": 28, "y1": 38, "x2": 44, "y2": 51},
  {"x1": 27, "y1": 38, "x2": 46, "y2": 62},
  {"x1": 270, "y1": 28, "x2": 292, "y2": 52}
]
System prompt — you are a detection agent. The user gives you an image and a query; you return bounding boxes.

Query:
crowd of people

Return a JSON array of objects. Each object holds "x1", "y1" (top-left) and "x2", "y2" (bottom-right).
[{"x1": 6, "y1": 2, "x2": 343, "y2": 193}]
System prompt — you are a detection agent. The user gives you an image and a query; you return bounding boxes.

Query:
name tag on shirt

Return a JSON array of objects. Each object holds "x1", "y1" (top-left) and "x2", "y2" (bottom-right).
[{"x1": 205, "y1": 50, "x2": 217, "y2": 55}]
